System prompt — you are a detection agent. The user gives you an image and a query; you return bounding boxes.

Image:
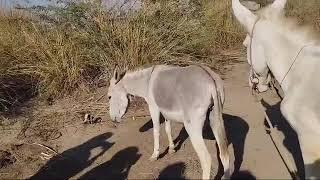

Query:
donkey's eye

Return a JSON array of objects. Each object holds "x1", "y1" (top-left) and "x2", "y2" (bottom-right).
[{"x1": 108, "y1": 96, "x2": 111, "y2": 100}]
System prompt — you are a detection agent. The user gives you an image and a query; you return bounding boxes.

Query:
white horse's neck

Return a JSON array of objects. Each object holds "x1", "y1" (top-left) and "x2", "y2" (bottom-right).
[
  {"x1": 120, "y1": 67, "x2": 153, "y2": 99},
  {"x1": 259, "y1": 24, "x2": 319, "y2": 94},
  {"x1": 265, "y1": 39, "x2": 299, "y2": 93}
]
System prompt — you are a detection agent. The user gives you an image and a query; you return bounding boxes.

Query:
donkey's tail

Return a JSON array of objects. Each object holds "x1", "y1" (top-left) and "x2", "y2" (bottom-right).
[
  {"x1": 198, "y1": 65, "x2": 225, "y2": 105},
  {"x1": 210, "y1": 76, "x2": 231, "y2": 178},
  {"x1": 198, "y1": 64, "x2": 230, "y2": 177}
]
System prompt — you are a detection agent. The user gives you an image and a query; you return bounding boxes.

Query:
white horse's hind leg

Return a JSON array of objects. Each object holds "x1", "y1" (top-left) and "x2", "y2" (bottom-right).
[
  {"x1": 165, "y1": 119, "x2": 175, "y2": 154},
  {"x1": 184, "y1": 120, "x2": 211, "y2": 180},
  {"x1": 148, "y1": 104, "x2": 160, "y2": 161}
]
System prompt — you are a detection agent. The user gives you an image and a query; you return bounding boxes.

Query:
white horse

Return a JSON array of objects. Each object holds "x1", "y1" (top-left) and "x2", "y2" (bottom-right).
[
  {"x1": 107, "y1": 65, "x2": 230, "y2": 179},
  {"x1": 232, "y1": 0, "x2": 320, "y2": 178}
]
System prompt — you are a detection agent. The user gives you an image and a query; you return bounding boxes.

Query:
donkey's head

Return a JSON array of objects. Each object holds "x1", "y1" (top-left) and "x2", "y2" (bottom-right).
[
  {"x1": 232, "y1": 0, "x2": 287, "y2": 92},
  {"x1": 107, "y1": 66, "x2": 129, "y2": 123}
]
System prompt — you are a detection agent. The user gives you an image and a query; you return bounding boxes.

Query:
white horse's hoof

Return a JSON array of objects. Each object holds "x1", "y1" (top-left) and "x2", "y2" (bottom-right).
[{"x1": 169, "y1": 148, "x2": 176, "y2": 154}]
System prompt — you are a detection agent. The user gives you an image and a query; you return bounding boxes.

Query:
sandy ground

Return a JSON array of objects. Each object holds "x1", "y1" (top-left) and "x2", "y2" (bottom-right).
[{"x1": 0, "y1": 58, "x2": 303, "y2": 179}]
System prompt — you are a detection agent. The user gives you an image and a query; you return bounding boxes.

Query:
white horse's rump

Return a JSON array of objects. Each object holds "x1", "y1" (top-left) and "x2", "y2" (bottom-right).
[
  {"x1": 232, "y1": 0, "x2": 320, "y2": 178},
  {"x1": 108, "y1": 65, "x2": 230, "y2": 179}
]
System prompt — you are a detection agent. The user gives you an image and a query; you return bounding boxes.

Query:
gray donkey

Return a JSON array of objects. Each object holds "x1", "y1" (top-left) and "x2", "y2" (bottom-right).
[{"x1": 107, "y1": 65, "x2": 230, "y2": 179}]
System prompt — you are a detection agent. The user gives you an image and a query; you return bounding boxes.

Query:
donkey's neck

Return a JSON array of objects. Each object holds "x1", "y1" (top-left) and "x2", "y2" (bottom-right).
[{"x1": 121, "y1": 67, "x2": 153, "y2": 99}]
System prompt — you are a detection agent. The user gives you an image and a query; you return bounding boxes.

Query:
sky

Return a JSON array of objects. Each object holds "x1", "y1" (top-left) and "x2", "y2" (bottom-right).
[
  {"x1": 5, "y1": 0, "x2": 48, "y2": 8},
  {"x1": 4, "y1": 0, "x2": 141, "y2": 10}
]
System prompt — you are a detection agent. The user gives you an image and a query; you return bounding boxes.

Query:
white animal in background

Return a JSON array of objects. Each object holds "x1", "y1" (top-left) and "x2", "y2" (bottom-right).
[{"x1": 232, "y1": 0, "x2": 320, "y2": 178}]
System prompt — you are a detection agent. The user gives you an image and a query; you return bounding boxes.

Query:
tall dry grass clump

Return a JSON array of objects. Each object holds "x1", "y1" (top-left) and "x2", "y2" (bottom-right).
[
  {"x1": 254, "y1": 0, "x2": 320, "y2": 30},
  {"x1": 0, "y1": 0, "x2": 242, "y2": 112},
  {"x1": 286, "y1": 0, "x2": 320, "y2": 30}
]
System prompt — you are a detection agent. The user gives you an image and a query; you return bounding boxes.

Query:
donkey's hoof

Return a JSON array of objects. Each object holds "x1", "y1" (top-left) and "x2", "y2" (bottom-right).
[
  {"x1": 221, "y1": 175, "x2": 229, "y2": 180},
  {"x1": 149, "y1": 156, "x2": 158, "y2": 161},
  {"x1": 222, "y1": 170, "x2": 231, "y2": 179},
  {"x1": 169, "y1": 148, "x2": 176, "y2": 154},
  {"x1": 149, "y1": 153, "x2": 159, "y2": 161}
]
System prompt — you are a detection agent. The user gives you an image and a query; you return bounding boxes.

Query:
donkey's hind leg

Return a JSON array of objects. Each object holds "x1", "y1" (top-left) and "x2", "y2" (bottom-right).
[
  {"x1": 209, "y1": 110, "x2": 230, "y2": 178},
  {"x1": 165, "y1": 119, "x2": 175, "y2": 154},
  {"x1": 148, "y1": 104, "x2": 161, "y2": 161},
  {"x1": 184, "y1": 118, "x2": 211, "y2": 180}
]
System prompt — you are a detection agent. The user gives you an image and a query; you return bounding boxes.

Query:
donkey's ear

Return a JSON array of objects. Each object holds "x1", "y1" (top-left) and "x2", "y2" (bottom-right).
[
  {"x1": 117, "y1": 70, "x2": 126, "y2": 83},
  {"x1": 119, "y1": 67, "x2": 128, "y2": 81},
  {"x1": 113, "y1": 65, "x2": 126, "y2": 84},
  {"x1": 113, "y1": 65, "x2": 120, "y2": 81}
]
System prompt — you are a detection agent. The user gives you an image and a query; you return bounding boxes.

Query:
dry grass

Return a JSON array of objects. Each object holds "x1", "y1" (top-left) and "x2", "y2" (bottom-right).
[
  {"x1": 0, "y1": 0, "x2": 319, "y2": 113},
  {"x1": 286, "y1": 0, "x2": 320, "y2": 30},
  {"x1": 0, "y1": 0, "x2": 242, "y2": 112}
]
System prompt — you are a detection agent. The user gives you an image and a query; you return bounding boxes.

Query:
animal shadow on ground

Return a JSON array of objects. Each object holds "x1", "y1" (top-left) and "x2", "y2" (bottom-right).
[
  {"x1": 79, "y1": 146, "x2": 141, "y2": 180},
  {"x1": 30, "y1": 132, "x2": 114, "y2": 180},
  {"x1": 158, "y1": 162, "x2": 186, "y2": 180},
  {"x1": 141, "y1": 113, "x2": 250, "y2": 179},
  {"x1": 213, "y1": 114, "x2": 250, "y2": 179},
  {"x1": 261, "y1": 99, "x2": 305, "y2": 179},
  {"x1": 230, "y1": 170, "x2": 256, "y2": 180},
  {"x1": 139, "y1": 115, "x2": 165, "y2": 132}
]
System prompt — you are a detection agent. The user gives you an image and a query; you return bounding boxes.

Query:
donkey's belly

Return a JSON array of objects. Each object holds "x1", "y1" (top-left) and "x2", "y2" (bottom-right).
[{"x1": 160, "y1": 109, "x2": 184, "y2": 123}]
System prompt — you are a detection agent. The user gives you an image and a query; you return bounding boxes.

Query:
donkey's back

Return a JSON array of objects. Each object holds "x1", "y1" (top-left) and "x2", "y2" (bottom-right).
[{"x1": 149, "y1": 65, "x2": 222, "y2": 122}]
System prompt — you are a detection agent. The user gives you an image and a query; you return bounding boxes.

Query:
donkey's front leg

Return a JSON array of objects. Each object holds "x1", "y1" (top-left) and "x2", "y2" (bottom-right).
[
  {"x1": 165, "y1": 119, "x2": 175, "y2": 154},
  {"x1": 149, "y1": 105, "x2": 160, "y2": 161}
]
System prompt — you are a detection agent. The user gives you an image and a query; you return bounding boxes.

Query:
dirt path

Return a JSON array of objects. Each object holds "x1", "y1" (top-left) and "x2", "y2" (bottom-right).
[
  {"x1": 1, "y1": 59, "x2": 295, "y2": 179},
  {"x1": 222, "y1": 62, "x2": 291, "y2": 179}
]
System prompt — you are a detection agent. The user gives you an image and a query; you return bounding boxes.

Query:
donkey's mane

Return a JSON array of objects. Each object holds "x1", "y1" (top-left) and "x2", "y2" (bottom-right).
[
  {"x1": 126, "y1": 67, "x2": 146, "y2": 74},
  {"x1": 256, "y1": 5, "x2": 320, "y2": 45},
  {"x1": 127, "y1": 65, "x2": 154, "y2": 73},
  {"x1": 124, "y1": 66, "x2": 153, "y2": 79}
]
